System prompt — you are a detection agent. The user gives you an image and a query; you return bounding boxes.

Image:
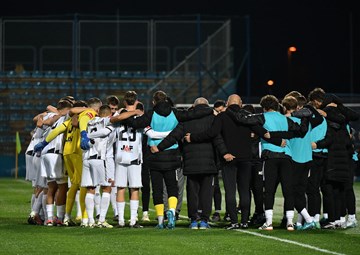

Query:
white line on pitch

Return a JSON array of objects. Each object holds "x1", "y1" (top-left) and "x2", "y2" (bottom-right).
[{"x1": 235, "y1": 229, "x2": 346, "y2": 255}]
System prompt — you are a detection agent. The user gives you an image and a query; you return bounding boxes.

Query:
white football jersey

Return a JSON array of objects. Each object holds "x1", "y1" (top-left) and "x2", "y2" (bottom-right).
[
  {"x1": 42, "y1": 114, "x2": 69, "y2": 154},
  {"x1": 26, "y1": 112, "x2": 57, "y2": 154},
  {"x1": 84, "y1": 116, "x2": 113, "y2": 160},
  {"x1": 114, "y1": 123, "x2": 143, "y2": 165}
]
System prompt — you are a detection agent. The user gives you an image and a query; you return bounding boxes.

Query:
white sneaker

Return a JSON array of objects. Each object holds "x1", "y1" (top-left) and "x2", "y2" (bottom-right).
[
  {"x1": 80, "y1": 222, "x2": 88, "y2": 228},
  {"x1": 142, "y1": 214, "x2": 150, "y2": 222},
  {"x1": 116, "y1": 221, "x2": 125, "y2": 228},
  {"x1": 259, "y1": 223, "x2": 273, "y2": 230},
  {"x1": 346, "y1": 219, "x2": 358, "y2": 228},
  {"x1": 63, "y1": 218, "x2": 76, "y2": 227},
  {"x1": 97, "y1": 221, "x2": 114, "y2": 228},
  {"x1": 335, "y1": 220, "x2": 347, "y2": 229}
]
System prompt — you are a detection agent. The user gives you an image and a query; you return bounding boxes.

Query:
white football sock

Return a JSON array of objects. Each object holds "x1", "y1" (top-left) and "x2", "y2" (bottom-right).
[
  {"x1": 85, "y1": 193, "x2": 95, "y2": 223},
  {"x1": 99, "y1": 192, "x2": 110, "y2": 222},
  {"x1": 265, "y1": 209, "x2": 273, "y2": 225},
  {"x1": 130, "y1": 200, "x2": 139, "y2": 225},
  {"x1": 117, "y1": 202, "x2": 126, "y2": 223}
]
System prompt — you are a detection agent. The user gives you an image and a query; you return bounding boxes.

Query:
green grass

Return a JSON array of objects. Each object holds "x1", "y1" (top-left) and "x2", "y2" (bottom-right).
[{"x1": 1, "y1": 178, "x2": 360, "y2": 255}]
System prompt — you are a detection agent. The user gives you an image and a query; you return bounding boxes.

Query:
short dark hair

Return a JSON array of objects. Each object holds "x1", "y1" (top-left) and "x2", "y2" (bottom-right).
[
  {"x1": 106, "y1": 95, "x2": 120, "y2": 106},
  {"x1": 73, "y1": 100, "x2": 88, "y2": 107},
  {"x1": 59, "y1": 95, "x2": 75, "y2": 105},
  {"x1": 285, "y1": 91, "x2": 302, "y2": 100},
  {"x1": 242, "y1": 104, "x2": 255, "y2": 114},
  {"x1": 213, "y1": 99, "x2": 226, "y2": 108},
  {"x1": 124, "y1": 91, "x2": 138, "y2": 105},
  {"x1": 99, "y1": 105, "x2": 111, "y2": 116},
  {"x1": 57, "y1": 100, "x2": 73, "y2": 110},
  {"x1": 308, "y1": 87, "x2": 325, "y2": 102},
  {"x1": 260, "y1": 95, "x2": 279, "y2": 111},
  {"x1": 297, "y1": 95, "x2": 307, "y2": 107},
  {"x1": 152, "y1": 90, "x2": 167, "y2": 104},
  {"x1": 282, "y1": 96, "x2": 298, "y2": 111}
]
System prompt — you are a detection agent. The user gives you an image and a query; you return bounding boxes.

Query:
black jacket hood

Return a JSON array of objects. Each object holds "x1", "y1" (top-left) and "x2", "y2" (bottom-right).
[{"x1": 153, "y1": 101, "x2": 172, "y2": 117}]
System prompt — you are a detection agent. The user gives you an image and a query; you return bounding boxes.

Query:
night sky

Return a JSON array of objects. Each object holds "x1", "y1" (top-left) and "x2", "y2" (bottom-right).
[{"x1": 1, "y1": 0, "x2": 359, "y2": 99}]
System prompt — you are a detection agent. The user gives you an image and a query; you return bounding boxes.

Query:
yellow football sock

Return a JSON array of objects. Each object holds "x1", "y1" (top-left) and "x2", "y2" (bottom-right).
[
  {"x1": 65, "y1": 185, "x2": 78, "y2": 215},
  {"x1": 80, "y1": 187, "x2": 88, "y2": 219},
  {"x1": 155, "y1": 204, "x2": 164, "y2": 217},
  {"x1": 168, "y1": 196, "x2": 178, "y2": 210}
]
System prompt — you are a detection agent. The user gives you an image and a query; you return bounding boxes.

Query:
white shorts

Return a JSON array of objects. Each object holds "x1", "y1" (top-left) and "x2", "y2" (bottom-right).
[
  {"x1": 33, "y1": 155, "x2": 47, "y2": 188},
  {"x1": 40, "y1": 153, "x2": 67, "y2": 184},
  {"x1": 25, "y1": 153, "x2": 36, "y2": 182},
  {"x1": 103, "y1": 157, "x2": 115, "y2": 186},
  {"x1": 115, "y1": 163, "x2": 142, "y2": 188},
  {"x1": 81, "y1": 159, "x2": 105, "y2": 188}
]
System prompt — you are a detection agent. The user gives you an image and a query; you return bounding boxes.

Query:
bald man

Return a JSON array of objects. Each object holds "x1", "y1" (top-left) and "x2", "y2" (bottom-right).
[{"x1": 185, "y1": 94, "x2": 265, "y2": 229}]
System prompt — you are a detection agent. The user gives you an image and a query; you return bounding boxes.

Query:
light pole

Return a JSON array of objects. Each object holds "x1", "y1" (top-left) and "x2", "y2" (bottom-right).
[{"x1": 287, "y1": 46, "x2": 297, "y2": 89}]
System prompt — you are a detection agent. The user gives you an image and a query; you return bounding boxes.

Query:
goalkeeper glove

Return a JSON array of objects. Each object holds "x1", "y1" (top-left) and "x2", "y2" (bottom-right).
[
  {"x1": 80, "y1": 131, "x2": 90, "y2": 150},
  {"x1": 34, "y1": 140, "x2": 49, "y2": 153}
]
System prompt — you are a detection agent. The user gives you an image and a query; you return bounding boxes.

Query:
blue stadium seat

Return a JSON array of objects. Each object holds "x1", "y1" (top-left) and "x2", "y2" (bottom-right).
[
  {"x1": 120, "y1": 71, "x2": 132, "y2": 78},
  {"x1": 21, "y1": 91, "x2": 32, "y2": 100},
  {"x1": 34, "y1": 91, "x2": 43, "y2": 100},
  {"x1": 7, "y1": 81, "x2": 19, "y2": 89},
  {"x1": 19, "y1": 70, "x2": 31, "y2": 78},
  {"x1": 0, "y1": 81, "x2": 5, "y2": 89},
  {"x1": 20, "y1": 81, "x2": 32, "y2": 89},
  {"x1": 121, "y1": 82, "x2": 132, "y2": 91},
  {"x1": 33, "y1": 81, "x2": 43, "y2": 89},
  {"x1": 145, "y1": 72, "x2": 158, "y2": 79},
  {"x1": 83, "y1": 82, "x2": 96, "y2": 90},
  {"x1": 6, "y1": 70, "x2": 17, "y2": 78},
  {"x1": 57, "y1": 71, "x2": 70, "y2": 79},
  {"x1": 32, "y1": 71, "x2": 43, "y2": 78},
  {"x1": 107, "y1": 71, "x2": 119, "y2": 78},
  {"x1": 46, "y1": 82, "x2": 58, "y2": 90},
  {"x1": 158, "y1": 71, "x2": 167, "y2": 78},
  {"x1": 134, "y1": 82, "x2": 148, "y2": 90},
  {"x1": 44, "y1": 70, "x2": 56, "y2": 78},
  {"x1": 95, "y1": 71, "x2": 107, "y2": 79},
  {"x1": 59, "y1": 82, "x2": 70, "y2": 90},
  {"x1": 97, "y1": 83, "x2": 109, "y2": 90},
  {"x1": 133, "y1": 71, "x2": 145, "y2": 78},
  {"x1": 82, "y1": 71, "x2": 93, "y2": 79},
  {"x1": 22, "y1": 101, "x2": 33, "y2": 110},
  {"x1": 108, "y1": 82, "x2": 119, "y2": 90}
]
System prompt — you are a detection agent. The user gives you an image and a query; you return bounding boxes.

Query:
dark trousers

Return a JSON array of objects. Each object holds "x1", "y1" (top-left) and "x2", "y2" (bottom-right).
[
  {"x1": 322, "y1": 180, "x2": 345, "y2": 222},
  {"x1": 293, "y1": 161, "x2": 311, "y2": 213},
  {"x1": 344, "y1": 160, "x2": 356, "y2": 215},
  {"x1": 264, "y1": 158, "x2": 294, "y2": 211},
  {"x1": 213, "y1": 173, "x2": 222, "y2": 211},
  {"x1": 141, "y1": 161, "x2": 151, "y2": 211},
  {"x1": 187, "y1": 174, "x2": 214, "y2": 221},
  {"x1": 250, "y1": 160, "x2": 264, "y2": 215},
  {"x1": 150, "y1": 168, "x2": 178, "y2": 205},
  {"x1": 307, "y1": 157, "x2": 326, "y2": 216},
  {"x1": 222, "y1": 161, "x2": 251, "y2": 224}
]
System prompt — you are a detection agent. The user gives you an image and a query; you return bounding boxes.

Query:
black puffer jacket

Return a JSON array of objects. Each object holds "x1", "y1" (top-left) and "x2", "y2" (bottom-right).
[
  {"x1": 157, "y1": 104, "x2": 227, "y2": 175},
  {"x1": 126, "y1": 101, "x2": 213, "y2": 171},
  {"x1": 316, "y1": 106, "x2": 355, "y2": 182}
]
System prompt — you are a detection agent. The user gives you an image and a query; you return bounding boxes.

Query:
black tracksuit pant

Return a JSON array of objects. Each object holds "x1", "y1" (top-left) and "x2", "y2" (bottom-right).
[
  {"x1": 264, "y1": 158, "x2": 294, "y2": 212},
  {"x1": 186, "y1": 174, "x2": 214, "y2": 221},
  {"x1": 222, "y1": 160, "x2": 252, "y2": 224}
]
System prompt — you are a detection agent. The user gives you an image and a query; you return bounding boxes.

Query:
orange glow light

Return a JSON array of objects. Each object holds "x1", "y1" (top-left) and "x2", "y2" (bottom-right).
[
  {"x1": 289, "y1": 46, "x2": 297, "y2": 52},
  {"x1": 267, "y1": 80, "x2": 274, "y2": 86}
]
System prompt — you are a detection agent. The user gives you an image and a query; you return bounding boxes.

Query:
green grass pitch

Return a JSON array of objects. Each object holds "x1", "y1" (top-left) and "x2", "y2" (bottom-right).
[{"x1": 0, "y1": 178, "x2": 359, "y2": 255}]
